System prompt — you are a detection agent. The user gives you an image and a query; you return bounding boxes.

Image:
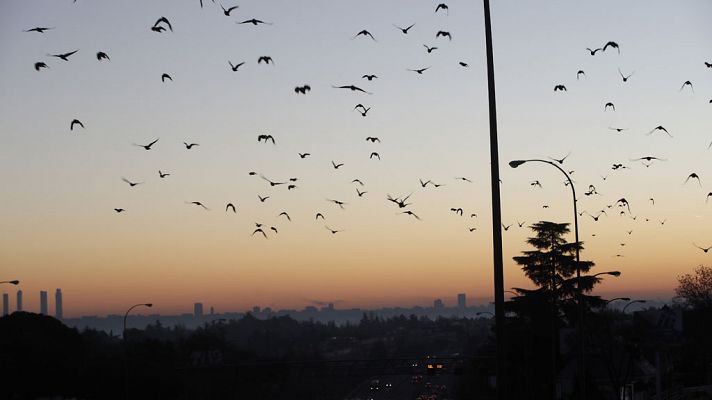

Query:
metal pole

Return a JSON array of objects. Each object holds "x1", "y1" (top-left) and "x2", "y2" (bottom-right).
[{"x1": 482, "y1": 1, "x2": 506, "y2": 399}]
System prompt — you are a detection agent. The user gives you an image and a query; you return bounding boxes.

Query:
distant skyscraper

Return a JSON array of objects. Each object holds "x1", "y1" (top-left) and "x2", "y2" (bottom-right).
[
  {"x1": 457, "y1": 293, "x2": 466, "y2": 309},
  {"x1": 55, "y1": 289, "x2": 63, "y2": 319},
  {"x1": 40, "y1": 291, "x2": 48, "y2": 315},
  {"x1": 194, "y1": 302, "x2": 203, "y2": 318},
  {"x1": 16, "y1": 290, "x2": 23, "y2": 312},
  {"x1": 209, "y1": 306, "x2": 214, "y2": 315},
  {"x1": 434, "y1": 298, "x2": 444, "y2": 309},
  {"x1": 2, "y1": 293, "x2": 8, "y2": 316}
]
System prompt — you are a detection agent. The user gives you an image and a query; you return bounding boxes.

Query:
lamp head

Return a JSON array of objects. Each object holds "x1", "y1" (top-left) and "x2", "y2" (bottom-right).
[
  {"x1": 8, "y1": 280, "x2": 19, "y2": 285},
  {"x1": 145, "y1": 303, "x2": 153, "y2": 308},
  {"x1": 509, "y1": 160, "x2": 526, "y2": 168},
  {"x1": 608, "y1": 271, "x2": 622, "y2": 277},
  {"x1": 620, "y1": 297, "x2": 631, "y2": 301}
]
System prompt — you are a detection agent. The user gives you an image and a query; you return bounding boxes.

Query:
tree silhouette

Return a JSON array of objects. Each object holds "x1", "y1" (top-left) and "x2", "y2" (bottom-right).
[{"x1": 675, "y1": 264, "x2": 712, "y2": 309}]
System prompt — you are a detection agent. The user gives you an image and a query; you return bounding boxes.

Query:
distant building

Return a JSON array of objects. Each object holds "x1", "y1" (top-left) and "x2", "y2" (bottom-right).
[
  {"x1": 40, "y1": 291, "x2": 48, "y2": 315},
  {"x1": 457, "y1": 293, "x2": 466, "y2": 309},
  {"x1": 194, "y1": 303, "x2": 203, "y2": 318},
  {"x1": 434, "y1": 299, "x2": 444, "y2": 309},
  {"x1": 2, "y1": 293, "x2": 8, "y2": 316},
  {"x1": 252, "y1": 306, "x2": 260, "y2": 314},
  {"x1": 209, "y1": 306, "x2": 214, "y2": 316},
  {"x1": 55, "y1": 289, "x2": 63, "y2": 319},
  {"x1": 16, "y1": 290, "x2": 23, "y2": 312}
]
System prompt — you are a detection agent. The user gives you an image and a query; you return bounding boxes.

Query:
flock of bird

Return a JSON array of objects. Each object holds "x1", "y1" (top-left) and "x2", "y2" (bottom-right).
[{"x1": 19, "y1": 1, "x2": 712, "y2": 258}]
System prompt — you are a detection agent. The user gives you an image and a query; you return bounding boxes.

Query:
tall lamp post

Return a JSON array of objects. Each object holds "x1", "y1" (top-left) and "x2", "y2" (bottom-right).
[
  {"x1": 623, "y1": 300, "x2": 646, "y2": 313},
  {"x1": 123, "y1": 303, "x2": 152, "y2": 400},
  {"x1": 604, "y1": 297, "x2": 631, "y2": 307},
  {"x1": 509, "y1": 159, "x2": 585, "y2": 399},
  {"x1": 482, "y1": 1, "x2": 506, "y2": 398}
]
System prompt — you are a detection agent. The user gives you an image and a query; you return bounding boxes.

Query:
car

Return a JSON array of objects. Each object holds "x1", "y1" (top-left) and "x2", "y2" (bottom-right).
[{"x1": 369, "y1": 379, "x2": 380, "y2": 391}]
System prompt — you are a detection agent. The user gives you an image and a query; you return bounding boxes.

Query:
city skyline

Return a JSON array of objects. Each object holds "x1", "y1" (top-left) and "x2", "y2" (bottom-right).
[{"x1": 1, "y1": 0, "x2": 711, "y2": 316}]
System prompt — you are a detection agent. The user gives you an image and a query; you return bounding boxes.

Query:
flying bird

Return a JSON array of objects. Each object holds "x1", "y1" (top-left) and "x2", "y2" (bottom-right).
[
  {"x1": 121, "y1": 177, "x2": 143, "y2": 187},
  {"x1": 352, "y1": 179, "x2": 365, "y2": 186},
  {"x1": 356, "y1": 188, "x2": 367, "y2": 197},
  {"x1": 609, "y1": 127, "x2": 628, "y2": 133},
  {"x1": 459, "y1": 62, "x2": 469, "y2": 67},
  {"x1": 220, "y1": 4, "x2": 238, "y2": 16},
  {"x1": 34, "y1": 62, "x2": 49, "y2": 71},
  {"x1": 48, "y1": 50, "x2": 78, "y2": 61},
  {"x1": 517, "y1": 221, "x2": 526, "y2": 228},
  {"x1": 401, "y1": 210, "x2": 421, "y2": 220},
  {"x1": 435, "y1": 3, "x2": 449, "y2": 14},
  {"x1": 183, "y1": 142, "x2": 199, "y2": 149},
  {"x1": 603, "y1": 41, "x2": 620, "y2": 54},
  {"x1": 693, "y1": 243, "x2": 712, "y2": 253},
  {"x1": 423, "y1": 44, "x2": 438, "y2": 53},
  {"x1": 239, "y1": 19, "x2": 273, "y2": 25},
  {"x1": 365, "y1": 137, "x2": 380, "y2": 143},
  {"x1": 257, "y1": 134, "x2": 275, "y2": 144},
  {"x1": 226, "y1": 203, "x2": 236, "y2": 213},
  {"x1": 257, "y1": 56, "x2": 274, "y2": 65},
  {"x1": 228, "y1": 61, "x2": 245, "y2": 71},
  {"x1": 554, "y1": 85, "x2": 567, "y2": 92},
  {"x1": 270, "y1": 226, "x2": 278, "y2": 234},
  {"x1": 435, "y1": 31, "x2": 452, "y2": 40},
  {"x1": 451, "y1": 208, "x2": 464, "y2": 216},
  {"x1": 332, "y1": 85, "x2": 372, "y2": 94},
  {"x1": 679, "y1": 80, "x2": 694, "y2": 93},
  {"x1": 705, "y1": 62, "x2": 712, "y2": 68},
  {"x1": 549, "y1": 152, "x2": 570, "y2": 164},
  {"x1": 152, "y1": 17, "x2": 173, "y2": 32},
  {"x1": 456, "y1": 177, "x2": 472, "y2": 183},
  {"x1": 352, "y1": 30, "x2": 376, "y2": 41},
  {"x1": 96, "y1": 52, "x2": 110, "y2": 61},
  {"x1": 618, "y1": 68, "x2": 634, "y2": 82},
  {"x1": 315, "y1": 213, "x2": 325, "y2": 220},
  {"x1": 133, "y1": 138, "x2": 159, "y2": 150},
  {"x1": 394, "y1": 23, "x2": 415, "y2": 34},
  {"x1": 576, "y1": 70, "x2": 585, "y2": 80},
  {"x1": 369, "y1": 152, "x2": 380, "y2": 160},
  {"x1": 419, "y1": 179, "x2": 431, "y2": 188},
  {"x1": 604, "y1": 102, "x2": 615, "y2": 111},
  {"x1": 586, "y1": 47, "x2": 602, "y2": 56},
  {"x1": 647, "y1": 126, "x2": 672, "y2": 138},
  {"x1": 260, "y1": 174, "x2": 286, "y2": 187},
  {"x1": 252, "y1": 228, "x2": 267, "y2": 239},
  {"x1": 161, "y1": 73, "x2": 172, "y2": 82},
  {"x1": 114, "y1": 208, "x2": 125, "y2": 213},
  {"x1": 25, "y1": 27, "x2": 53, "y2": 33},
  {"x1": 278, "y1": 211, "x2": 291, "y2": 221},
  {"x1": 502, "y1": 223, "x2": 512, "y2": 231},
  {"x1": 327, "y1": 199, "x2": 347, "y2": 209},
  {"x1": 362, "y1": 74, "x2": 378, "y2": 81},
  {"x1": 70, "y1": 119, "x2": 84, "y2": 131},
  {"x1": 408, "y1": 67, "x2": 430, "y2": 74},
  {"x1": 331, "y1": 161, "x2": 344, "y2": 169},
  {"x1": 684, "y1": 173, "x2": 702, "y2": 187},
  {"x1": 325, "y1": 226, "x2": 342, "y2": 235},
  {"x1": 294, "y1": 85, "x2": 311, "y2": 94},
  {"x1": 159, "y1": 170, "x2": 170, "y2": 178},
  {"x1": 298, "y1": 153, "x2": 311, "y2": 159},
  {"x1": 258, "y1": 195, "x2": 270, "y2": 203}
]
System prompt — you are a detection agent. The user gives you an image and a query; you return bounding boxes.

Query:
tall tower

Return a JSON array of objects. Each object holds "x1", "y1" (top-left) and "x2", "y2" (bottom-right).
[
  {"x1": 457, "y1": 293, "x2": 467, "y2": 309},
  {"x1": 55, "y1": 289, "x2": 63, "y2": 319},
  {"x1": 194, "y1": 302, "x2": 203, "y2": 318},
  {"x1": 2, "y1": 293, "x2": 8, "y2": 316},
  {"x1": 40, "y1": 291, "x2": 48, "y2": 315},
  {"x1": 16, "y1": 290, "x2": 23, "y2": 312}
]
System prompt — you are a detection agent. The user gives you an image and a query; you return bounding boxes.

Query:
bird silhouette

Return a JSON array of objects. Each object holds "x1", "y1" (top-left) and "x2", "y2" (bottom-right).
[
  {"x1": 298, "y1": 153, "x2": 310, "y2": 159},
  {"x1": 332, "y1": 85, "x2": 372, "y2": 94},
  {"x1": 257, "y1": 134, "x2": 275, "y2": 144},
  {"x1": 362, "y1": 74, "x2": 378, "y2": 81},
  {"x1": 502, "y1": 223, "x2": 512, "y2": 231},
  {"x1": 159, "y1": 170, "x2": 170, "y2": 178},
  {"x1": 451, "y1": 208, "x2": 464, "y2": 216},
  {"x1": 294, "y1": 85, "x2": 311, "y2": 94},
  {"x1": 183, "y1": 142, "x2": 199, "y2": 149},
  {"x1": 584, "y1": 211, "x2": 606, "y2": 221},
  {"x1": 423, "y1": 44, "x2": 438, "y2": 53},
  {"x1": 679, "y1": 80, "x2": 694, "y2": 93},
  {"x1": 121, "y1": 177, "x2": 143, "y2": 187},
  {"x1": 356, "y1": 107, "x2": 371, "y2": 117},
  {"x1": 161, "y1": 73, "x2": 172, "y2": 82},
  {"x1": 257, "y1": 56, "x2": 274, "y2": 65},
  {"x1": 152, "y1": 17, "x2": 173, "y2": 32},
  {"x1": 352, "y1": 179, "x2": 365, "y2": 186},
  {"x1": 331, "y1": 161, "x2": 344, "y2": 169},
  {"x1": 315, "y1": 213, "x2": 325, "y2": 220},
  {"x1": 325, "y1": 226, "x2": 342, "y2": 234},
  {"x1": 394, "y1": 23, "x2": 415, "y2": 34},
  {"x1": 221, "y1": 4, "x2": 238, "y2": 16},
  {"x1": 258, "y1": 195, "x2": 270, "y2": 203},
  {"x1": 401, "y1": 210, "x2": 421, "y2": 220},
  {"x1": 603, "y1": 41, "x2": 620, "y2": 54},
  {"x1": 151, "y1": 26, "x2": 166, "y2": 33},
  {"x1": 517, "y1": 221, "x2": 526, "y2": 228},
  {"x1": 586, "y1": 47, "x2": 602, "y2": 56},
  {"x1": 365, "y1": 137, "x2": 380, "y2": 143},
  {"x1": 353, "y1": 30, "x2": 376, "y2": 41},
  {"x1": 369, "y1": 152, "x2": 380, "y2": 160},
  {"x1": 706, "y1": 192, "x2": 712, "y2": 203},
  {"x1": 630, "y1": 156, "x2": 666, "y2": 165},
  {"x1": 554, "y1": 85, "x2": 567, "y2": 92},
  {"x1": 618, "y1": 68, "x2": 634, "y2": 82},
  {"x1": 114, "y1": 208, "x2": 125, "y2": 213},
  {"x1": 387, "y1": 194, "x2": 411, "y2": 208},
  {"x1": 419, "y1": 179, "x2": 431, "y2": 188},
  {"x1": 25, "y1": 27, "x2": 53, "y2": 33},
  {"x1": 96, "y1": 52, "x2": 110, "y2": 61},
  {"x1": 34, "y1": 62, "x2": 49, "y2": 71},
  {"x1": 133, "y1": 138, "x2": 159, "y2": 150},
  {"x1": 356, "y1": 188, "x2": 367, "y2": 197},
  {"x1": 604, "y1": 102, "x2": 615, "y2": 111},
  {"x1": 576, "y1": 70, "x2": 585, "y2": 80},
  {"x1": 226, "y1": 203, "x2": 236, "y2": 213},
  {"x1": 609, "y1": 127, "x2": 628, "y2": 133},
  {"x1": 459, "y1": 62, "x2": 469, "y2": 67},
  {"x1": 287, "y1": 184, "x2": 297, "y2": 190},
  {"x1": 436, "y1": 31, "x2": 452, "y2": 40},
  {"x1": 456, "y1": 177, "x2": 472, "y2": 183},
  {"x1": 278, "y1": 212, "x2": 291, "y2": 221},
  {"x1": 469, "y1": 227, "x2": 477, "y2": 232},
  {"x1": 70, "y1": 119, "x2": 84, "y2": 131},
  {"x1": 659, "y1": 219, "x2": 667, "y2": 226},
  {"x1": 270, "y1": 226, "x2": 278, "y2": 234},
  {"x1": 684, "y1": 173, "x2": 702, "y2": 187},
  {"x1": 531, "y1": 180, "x2": 542, "y2": 188},
  {"x1": 549, "y1": 152, "x2": 570, "y2": 164},
  {"x1": 49, "y1": 50, "x2": 78, "y2": 61},
  {"x1": 615, "y1": 198, "x2": 631, "y2": 214},
  {"x1": 408, "y1": 67, "x2": 430, "y2": 74},
  {"x1": 252, "y1": 228, "x2": 267, "y2": 238},
  {"x1": 647, "y1": 126, "x2": 672, "y2": 138},
  {"x1": 327, "y1": 199, "x2": 347, "y2": 209},
  {"x1": 228, "y1": 61, "x2": 245, "y2": 71},
  {"x1": 186, "y1": 201, "x2": 209, "y2": 210},
  {"x1": 706, "y1": 62, "x2": 712, "y2": 68},
  {"x1": 693, "y1": 243, "x2": 712, "y2": 253},
  {"x1": 239, "y1": 19, "x2": 273, "y2": 25},
  {"x1": 260, "y1": 174, "x2": 286, "y2": 187},
  {"x1": 435, "y1": 3, "x2": 449, "y2": 14}
]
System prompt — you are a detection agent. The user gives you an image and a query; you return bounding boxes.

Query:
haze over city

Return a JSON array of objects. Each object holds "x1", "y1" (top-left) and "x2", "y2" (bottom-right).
[{"x1": 1, "y1": 0, "x2": 711, "y2": 318}]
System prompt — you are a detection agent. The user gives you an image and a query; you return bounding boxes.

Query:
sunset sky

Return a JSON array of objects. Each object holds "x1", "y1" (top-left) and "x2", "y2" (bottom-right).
[{"x1": 1, "y1": 0, "x2": 711, "y2": 317}]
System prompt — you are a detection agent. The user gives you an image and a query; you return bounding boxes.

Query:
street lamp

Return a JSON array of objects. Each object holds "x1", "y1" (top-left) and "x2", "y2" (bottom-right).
[
  {"x1": 0, "y1": 280, "x2": 20, "y2": 285},
  {"x1": 604, "y1": 297, "x2": 631, "y2": 307},
  {"x1": 594, "y1": 271, "x2": 621, "y2": 278},
  {"x1": 623, "y1": 300, "x2": 646, "y2": 313},
  {"x1": 477, "y1": 311, "x2": 495, "y2": 317},
  {"x1": 510, "y1": 158, "x2": 584, "y2": 399},
  {"x1": 123, "y1": 303, "x2": 152, "y2": 338}
]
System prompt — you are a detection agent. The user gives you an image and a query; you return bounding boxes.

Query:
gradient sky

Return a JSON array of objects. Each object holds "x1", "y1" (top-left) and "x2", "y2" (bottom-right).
[{"x1": 1, "y1": 0, "x2": 711, "y2": 317}]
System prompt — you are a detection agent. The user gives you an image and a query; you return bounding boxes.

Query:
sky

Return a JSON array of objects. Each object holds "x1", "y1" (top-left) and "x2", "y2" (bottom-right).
[{"x1": 1, "y1": 0, "x2": 711, "y2": 317}]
